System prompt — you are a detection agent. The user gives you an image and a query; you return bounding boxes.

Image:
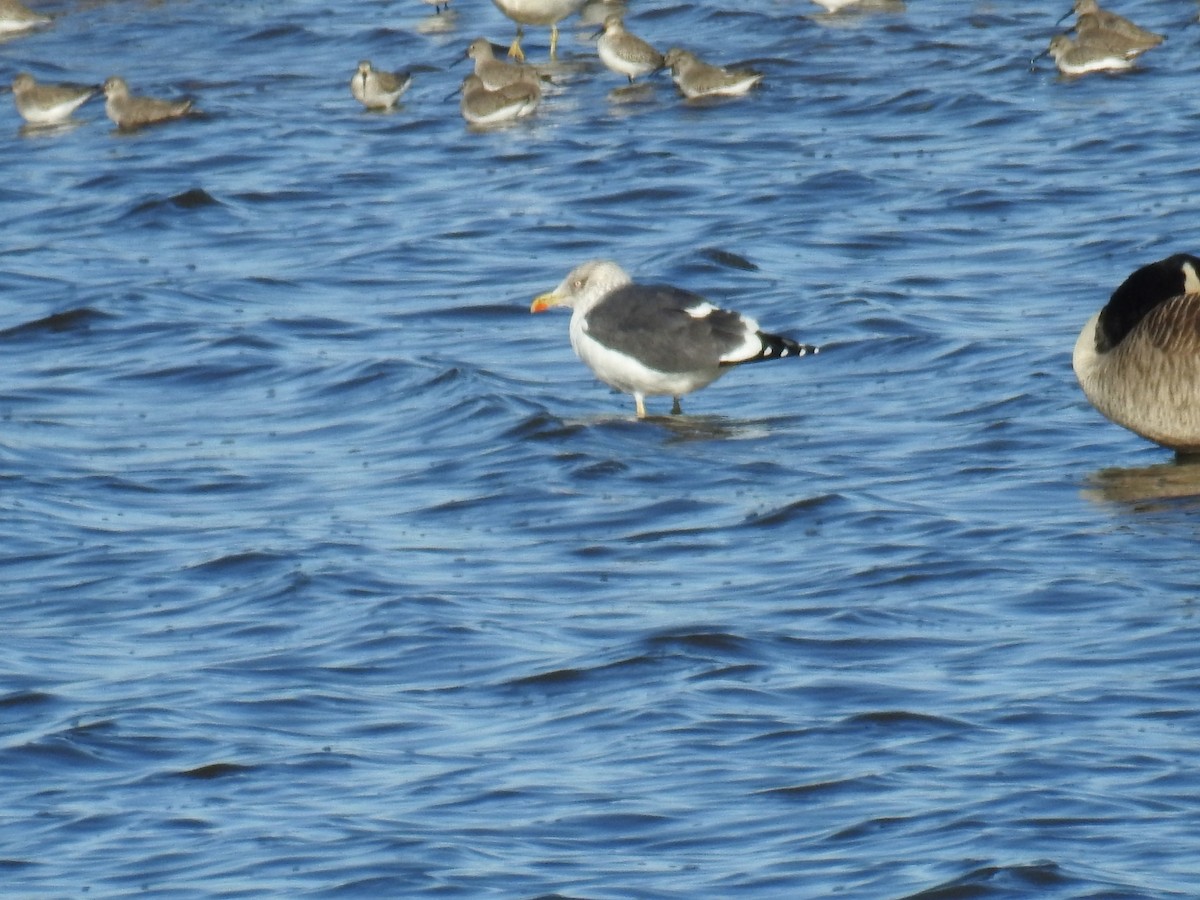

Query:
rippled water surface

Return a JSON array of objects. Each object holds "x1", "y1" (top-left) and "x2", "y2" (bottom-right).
[{"x1": 4, "y1": 0, "x2": 1200, "y2": 896}]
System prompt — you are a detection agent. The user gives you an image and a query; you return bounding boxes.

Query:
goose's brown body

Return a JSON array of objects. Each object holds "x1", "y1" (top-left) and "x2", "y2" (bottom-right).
[{"x1": 1073, "y1": 255, "x2": 1200, "y2": 452}]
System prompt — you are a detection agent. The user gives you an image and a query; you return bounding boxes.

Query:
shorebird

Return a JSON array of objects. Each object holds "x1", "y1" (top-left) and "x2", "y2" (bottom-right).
[
  {"x1": 596, "y1": 15, "x2": 663, "y2": 83},
  {"x1": 458, "y1": 73, "x2": 540, "y2": 127},
  {"x1": 1059, "y1": 0, "x2": 1164, "y2": 51},
  {"x1": 466, "y1": 37, "x2": 544, "y2": 91},
  {"x1": 102, "y1": 76, "x2": 193, "y2": 129},
  {"x1": 531, "y1": 259, "x2": 818, "y2": 417},
  {"x1": 0, "y1": 0, "x2": 50, "y2": 34},
  {"x1": 350, "y1": 60, "x2": 412, "y2": 110},
  {"x1": 662, "y1": 48, "x2": 763, "y2": 100},
  {"x1": 1074, "y1": 254, "x2": 1200, "y2": 453},
  {"x1": 1074, "y1": 12, "x2": 1163, "y2": 54},
  {"x1": 1043, "y1": 33, "x2": 1143, "y2": 75},
  {"x1": 10, "y1": 73, "x2": 98, "y2": 125}
]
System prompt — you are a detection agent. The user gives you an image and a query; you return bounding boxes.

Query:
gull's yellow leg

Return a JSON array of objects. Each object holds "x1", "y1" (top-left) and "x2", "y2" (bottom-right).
[{"x1": 508, "y1": 26, "x2": 526, "y2": 61}]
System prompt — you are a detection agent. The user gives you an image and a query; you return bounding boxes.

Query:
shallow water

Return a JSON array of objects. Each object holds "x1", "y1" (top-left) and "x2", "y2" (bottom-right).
[{"x1": 4, "y1": 0, "x2": 1200, "y2": 896}]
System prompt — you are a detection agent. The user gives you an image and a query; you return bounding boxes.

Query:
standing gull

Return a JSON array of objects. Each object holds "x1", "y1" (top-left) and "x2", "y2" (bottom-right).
[
  {"x1": 102, "y1": 76, "x2": 193, "y2": 129},
  {"x1": 0, "y1": 0, "x2": 49, "y2": 33},
  {"x1": 491, "y1": 0, "x2": 584, "y2": 61},
  {"x1": 579, "y1": 0, "x2": 626, "y2": 27},
  {"x1": 466, "y1": 37, "x2": 543, "y2": 90},
  {"x1": 1074, "y1": 254, "x2": 1200, "y2": 453},
  {"x1": 663, "y1": 48, "x2": 763, "y2": 100},
  {"x1": 351, "y1": 60, "x2": 412, "y2": 110},
  {"x1": 530, "y1": 260, "x2": 818, "y2": 417},
  {"x1": 458, "y1": 73, "x2": 540, "y2": 126},
  {"x1": 10, "y1": 73, "x2": 98, "y2": 125},
  {"x1": 596, "y1": 15, "x2": 663, "y2": 83}
]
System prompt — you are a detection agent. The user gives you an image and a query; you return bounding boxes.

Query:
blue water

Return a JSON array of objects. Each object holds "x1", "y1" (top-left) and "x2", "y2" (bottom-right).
[{"x1": 4, "y1": 0, "x2": 1200, "y2": 896}]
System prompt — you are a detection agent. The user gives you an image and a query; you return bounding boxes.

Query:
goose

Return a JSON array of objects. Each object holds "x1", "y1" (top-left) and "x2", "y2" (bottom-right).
[{"x1": 1073, "y1": 254, "x2": 1200, "y2": 452}]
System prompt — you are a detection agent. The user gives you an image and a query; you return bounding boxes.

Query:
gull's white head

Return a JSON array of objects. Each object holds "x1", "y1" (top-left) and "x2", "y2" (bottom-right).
[{"x1": 530, "y1": 260, "x2": 633, "y2": 314}]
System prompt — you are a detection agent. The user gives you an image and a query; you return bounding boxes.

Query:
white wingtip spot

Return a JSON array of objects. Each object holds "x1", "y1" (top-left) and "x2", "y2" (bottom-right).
[{"x1": 685, "y1": 302, "x2": 718, "y2": 318}]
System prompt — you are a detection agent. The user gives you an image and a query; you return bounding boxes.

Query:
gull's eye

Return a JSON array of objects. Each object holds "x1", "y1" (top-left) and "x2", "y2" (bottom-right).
[{"x1": 573, "y1": 278, "x2": 585, "y2": 290}]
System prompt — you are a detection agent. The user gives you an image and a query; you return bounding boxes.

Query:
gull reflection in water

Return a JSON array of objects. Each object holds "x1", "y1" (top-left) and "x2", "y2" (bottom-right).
[
  {"x1": 512, "y1": 410, "x2": 776, "y2": 444},
  {"x1": 416, "y1": 8, "x2": 458, "y2": 35}
]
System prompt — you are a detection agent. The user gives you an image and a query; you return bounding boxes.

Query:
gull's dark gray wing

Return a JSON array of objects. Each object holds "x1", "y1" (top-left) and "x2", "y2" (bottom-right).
[{"x1": 584, "y1": 282, "x2": 815, "y2": 372}]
